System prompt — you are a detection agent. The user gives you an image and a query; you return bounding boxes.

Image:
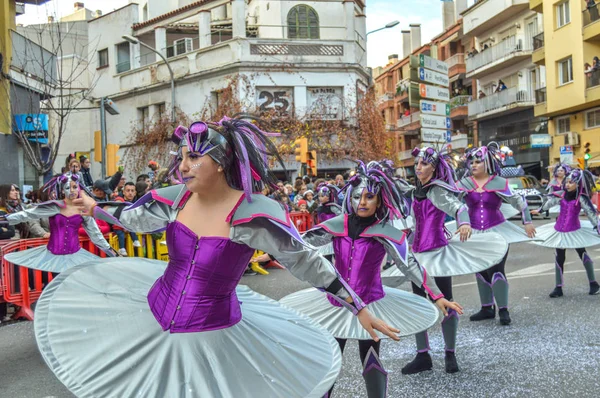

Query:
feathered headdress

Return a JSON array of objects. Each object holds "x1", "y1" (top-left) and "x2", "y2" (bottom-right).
[
  {"x1": 42, "y1": 173, "x2": 89, "y2": 200},
  {"x1": 316, "y1": 182, "x2": 340, "y2": 205},
  {"x1": 464, "y1": 142, "x2": 503, "y2": 176},
  {"x1": 552, "y1": 162, "x2": 571, "y2": 178},
  {"x1": 412, "y1": 144, "x2": 458, "y2": 188}
]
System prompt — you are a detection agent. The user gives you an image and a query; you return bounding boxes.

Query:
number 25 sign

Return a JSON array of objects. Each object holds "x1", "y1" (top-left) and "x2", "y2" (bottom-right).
[{"x1": 257, "y1": 87, "x2": 294, "y2": 114}]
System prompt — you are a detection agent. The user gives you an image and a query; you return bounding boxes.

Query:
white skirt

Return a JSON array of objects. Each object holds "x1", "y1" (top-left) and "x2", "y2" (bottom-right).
[
  {"x1": 446, "y1": 220, "x2": 539, "y2": 244},
  {"x1": 34, "y1": 258, "x2": 342, "y2": 398},
  {"x1": 3, "y1": 246, "x2": 99, "y2": 272},
  {"x1": 532, "y1": 220, "x2": 600, "y2": 249},
  {"x1": 280, "y1": 286, "x2": 438, "y2": 340}
]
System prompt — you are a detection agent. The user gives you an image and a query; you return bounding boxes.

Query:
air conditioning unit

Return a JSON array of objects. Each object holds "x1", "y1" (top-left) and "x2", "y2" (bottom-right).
[
  {"x1": 174, "y1": 38, "x2": 193, "y2": 56},
  {"x1": 566, "y1": 131, "x2": 580, "y2": 146}
]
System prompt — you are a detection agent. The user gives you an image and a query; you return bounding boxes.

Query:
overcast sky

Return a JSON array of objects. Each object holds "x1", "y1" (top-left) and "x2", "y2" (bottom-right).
[{"x1": 17, "y1": 0, "x2": 447, "y2": 68}]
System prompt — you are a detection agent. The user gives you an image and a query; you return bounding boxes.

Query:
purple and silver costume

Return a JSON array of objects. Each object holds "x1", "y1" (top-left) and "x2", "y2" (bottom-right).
[
  {"x1": 535, "y1": 169, "x2": 600, "y2": 296},
  {"x1": 1, "y1": 174, "x2": 115, "y2": 272},
  {"x1": 32, "y1": 119, "x2": 372, "y2": 398}
]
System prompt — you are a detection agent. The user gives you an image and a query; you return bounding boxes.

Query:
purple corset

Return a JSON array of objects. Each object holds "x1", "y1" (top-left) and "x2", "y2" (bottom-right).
[
  {"x1": 318, "y1": 211, "x2": 337, "y2": 224},
  {"x1": 464, "y1": 191, "x2": 505, "y2": 231},
  {"x1": 148, "y1": 221, "x2": 255, "y2": 333},
  {"x1": 554, "y1": 199, "x2": 581, "y2": 232},
  {"x1": 46, "y1": 214, "x2": 83, "y2": 255},
  {"x1": 412, "y1": 198, "x2": 448, "y2": 253},
  {"x1": 328, "y1": 237, "x2": 386, "y2": 307}
]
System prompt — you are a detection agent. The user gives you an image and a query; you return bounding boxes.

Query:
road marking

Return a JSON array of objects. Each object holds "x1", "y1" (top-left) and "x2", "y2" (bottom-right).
[
  {"x1": 507, "y1": 263, "x2": 555, "y2": 277},
  {"x1": 453, "y1": 268, "x2": 600, "y2": 288}
]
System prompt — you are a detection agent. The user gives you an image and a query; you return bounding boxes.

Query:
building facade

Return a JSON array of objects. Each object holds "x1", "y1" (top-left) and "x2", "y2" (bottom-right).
[{"x1": 532, "y1": 0, "x2": 600, "y2": 169}]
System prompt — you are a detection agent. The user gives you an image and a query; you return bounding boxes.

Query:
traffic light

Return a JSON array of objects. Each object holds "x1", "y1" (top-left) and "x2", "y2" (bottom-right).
[
  {"x1": 306, "y1": 150, "x2": 318, "y2": 177},
  {"x1": 106, "y1": 144, "x2": 120, "y2": 176},
  {"x1": 293, "y1": 137, "x2": 308, "y2": 163},
  {"x1": 577, "y1": 157, "x2": 585, "y2": 170},
  {"x1": 94, "y1": 131, "x2": 102, "y2": 162},
  {"x1": 584, "y1": 142, "x2": 592, "y2": 160}
]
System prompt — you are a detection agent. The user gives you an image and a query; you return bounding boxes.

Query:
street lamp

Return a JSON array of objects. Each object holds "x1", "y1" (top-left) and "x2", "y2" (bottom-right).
[
  {"x1": 100, "y1": 98, "x2": 119, "y2": 178},
  {"x1": 122, "y1": 35, "x2": 176, "y2": 122},
  {"x1": 366, "y1": 20, "x2": 400, "y2": 37}
]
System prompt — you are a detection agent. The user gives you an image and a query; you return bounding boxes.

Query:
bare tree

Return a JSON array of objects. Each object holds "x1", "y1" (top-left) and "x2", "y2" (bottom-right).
[{"x1": 0, "y1": 19, "x2": 98, "y2": 176}]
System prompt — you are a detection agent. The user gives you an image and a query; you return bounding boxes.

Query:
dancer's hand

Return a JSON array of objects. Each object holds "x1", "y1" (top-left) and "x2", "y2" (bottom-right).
[
  {"x1": 73, "y1": 192, "x2": 97, "y2": 216},
  {"x1": 357, "y1": 308, "x2": 400, "y2": 342},
  {"x1": 455, "y1": 225, "x2": 472, "y2": 242},
  {"x1": 435, "y1": 298, "x2": 463, "y2": 316},
  {"x1": 531, "y1": 210, "x2": 540, "y2": 215},
  {"x1": 525, "y1": 223, "x2": 536, "y2": 238}
]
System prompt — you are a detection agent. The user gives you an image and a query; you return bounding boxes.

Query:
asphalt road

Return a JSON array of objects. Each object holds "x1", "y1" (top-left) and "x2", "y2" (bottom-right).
[{"x1": 1, "y1": 219, "x2": 599, "y2": 398}]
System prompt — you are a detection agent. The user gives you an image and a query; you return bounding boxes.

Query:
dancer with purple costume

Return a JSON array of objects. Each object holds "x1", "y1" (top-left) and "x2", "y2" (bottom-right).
[
  {"x1": 281, "y1": 161, "x2": 462, "y2": 398},
  {"x1": 453, "y1": 143, "x2": 536, "y2": 326},
  {"x1": 532, "y1": 169, "x2": 600, "y2": 297},
  {"x1": 400, "y1": 146, "x2": 508, "y2": 375},
  {"x1": 33, "y1": 117, "x2": 400, "y2": 398},
  {"x1": 0, "y1": 173, "x2": 116, "y2": 272}
]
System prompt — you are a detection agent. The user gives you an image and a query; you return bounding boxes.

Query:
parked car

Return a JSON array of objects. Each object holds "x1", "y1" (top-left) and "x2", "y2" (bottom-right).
[{"x1": 507, "y1": 175, "x2": 545, "y2": 216}]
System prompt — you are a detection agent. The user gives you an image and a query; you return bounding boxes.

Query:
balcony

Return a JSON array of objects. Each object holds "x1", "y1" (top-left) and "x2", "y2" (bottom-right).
[
  {"x1": 534, "y1": 86, "x2": 547, "y2": 117},
  {"x1": 466, "y1": 35, "x2": 533, "y2": 79},
  {"x1": 461, "y1": 0, "x2": 530, "y2": 36},
  {"x1": 450, "y1": 95, "x2": 471, "y2": 120},
  {"x1": 586, "y1": 69, "x2": 600, "y2": 103},
  {"x1": 446, "y1": 53, "x2": 466, "y2": 77},
  {"x1": 398, "y1": 150, "x2": 413, "y2": 161},
  {"x1": 397, "y1": 111, "x2": 421, "y2": 128},
  {"x1": 468, "y1": 86, "x2": 535, "y2": 120},
  {"x1": 395, "y1": 78, "x2": 410, "y2": 101},
  {"x1": 583, "y1": 5, "x2": 600, "y2": 42},
  {"x1": 532, "y1": 32, "x2": 545, "y2": 65},
  {"x1": 529, "y1": 0, "x2": 542, "y2": 13}
]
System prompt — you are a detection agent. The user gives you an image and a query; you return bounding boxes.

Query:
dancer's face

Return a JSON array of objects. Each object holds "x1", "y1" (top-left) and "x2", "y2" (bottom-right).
[
  {"x1": 179, "y1": 146, "x2": 221, "y2": 193},
  {"x1": 565, "y1": 180, "x2": 577, "y2": 192},
  {"x1": 556, "y1": 168, "x2": 566, "y2": 178},
  {"x1": 352, "y1": 188, "x2": 379, "y2": 218},
  {"x1": 415, "y1": 159, "x2": 434, "y2": 184},
  {"x1": 471, "y1": 159, "x2": 487, "y2": 178}
]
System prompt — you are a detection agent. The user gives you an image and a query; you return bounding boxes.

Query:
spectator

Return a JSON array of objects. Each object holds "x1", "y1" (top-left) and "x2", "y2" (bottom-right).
[
  {"x1": 273, "y1": 192, "x2": 294, "y2": 212},
  {"x1": 92, "y1": 179, "x2": 114, "y2": 202},
  {"x1": 495, "y1": 80, "x2": 507, "y2": 93},
  {"x1": 293, "y1": 178, "x2": 304, "y2": 196},
  {"x1": 294, "y1": 184, "x2": 308, "y2": 204},
  {"x1": 79, "y1": 155, "x2": 94, "y2": 188},
  {"x1": 303, "y1": 176, "x2": 314, "y2": 191},
  {"x1": 137, "y1": 174, "x2": 151, "y2": 187},
  {"x1": 303, "y1": 190, "x2": 317, "y2": 213},
  {"x1": 478, "y1": 90, "x2": 486, "y2": 99},
  {"x1": 588, "y1": 0, "x2": 599, "y2": 21},
  {"x1": 404, "y1": 108, "x2": 410, "y2": 117},
  {"x1": 335, "y1": 174, "x2": 345, "y2": 188},
  {"x1": 285, "y1": 183, "x2": 295, "y2": 201},
  {"x1": 297, "y1": 199, "x2": 309, "y2": 213},
  {"x1": 116, "y1": 176, "x2": 126, "y2": 198},
  {"x1": 135, "y1": 181, "x2": 149, "y2": 201},
  {"x1": 0, "y1": 208, "x2": 14, "y2": 323},
  {"x1": 0, "y1": 184, "x2": 30, "y2": 239},
  {"x1": 113, "y1": 182, "x2": 141, "y2": 256}
]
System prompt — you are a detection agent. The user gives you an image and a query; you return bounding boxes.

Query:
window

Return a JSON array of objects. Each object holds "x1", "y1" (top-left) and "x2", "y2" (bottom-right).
[
  {"x1": 586, "y1": 108, "x2": 600, "y2": 129},
  {"x1": 558, "y1": 57, "x2": 573, "y2": 85},
  {"x1": 556, "y1": 1, "x2": 570, "y2": 28},
  {"x1": 138, "y1": 106, "x2": 149, "y2": 131},
  {"x1": 97, "y1": 49, "x2": 108, "y2": 68},
  {"x1": 287, "y1": 5, "x2": 319, "y2": 39},
  {"x1": 157, "y1": 103, "x2": 166, "y2": 119},
  {"x1": 556, "y1": 116, "x2": 570, "y2": 134},
  {"x1": 116, "y1": 42, "x2": 131, "y2": 74}
]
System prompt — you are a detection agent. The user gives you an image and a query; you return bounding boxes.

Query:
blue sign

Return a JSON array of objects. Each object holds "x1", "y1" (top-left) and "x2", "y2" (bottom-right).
[
  {"x1": 559, "y1": 145, "x2": 573, "y2": 154},
  {"x1": 446, "y1": 130, "x2": 451, "y2": 143},
  {"x1": 13, "y1": 114, "x2": 49, "y2": 144},
  {"x1": 419, "y1": 67, "x2": 425, "y2": 81}
]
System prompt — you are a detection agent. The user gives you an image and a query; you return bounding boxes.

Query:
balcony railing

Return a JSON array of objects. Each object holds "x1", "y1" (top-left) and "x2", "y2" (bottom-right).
[
  {"x1": 379, "y1": 92, "x2": 394, "y2": 103},
  {"x1": 533, "y1": 32, "x2": 544, "y2": 51},
  {"x1": 450, "y1": 95, "x2": 471, "y2": 109},
  {"x1": 586, "y1": 69, "x2": 600, "y2": 89},
  {"x1": 468, "y1": 86, "x2": 534, "y2": 117},
  {"x1": 398, "y1": 150, "x2": 413, "y2": 161},
  {"x1": 116, "y1": 60, "x2": 131, "y2": 74},
  {"x1": 397, "y1": 111, "x2": 421, "y2": 128},
  {"x1": 466, "y1": 35, "x2": 531, "y2": 74},
  {"x1": 535, "y1": 87, "x2": 547, "y2": 104},
  {"x1": 583, "y1": 4, "x2": 600, "y2": 27},
  {"x1": 446, "y1": 53, "x2": 465, "y2": 68}
]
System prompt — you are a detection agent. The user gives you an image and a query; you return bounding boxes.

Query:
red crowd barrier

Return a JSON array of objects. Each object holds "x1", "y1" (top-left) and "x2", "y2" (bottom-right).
[
  {"x1": 289, "y1": 211, "x2": 314, "y2": 233},
  {"x1": 0, "y1": 236, "x2": 109, "y2": 321}
]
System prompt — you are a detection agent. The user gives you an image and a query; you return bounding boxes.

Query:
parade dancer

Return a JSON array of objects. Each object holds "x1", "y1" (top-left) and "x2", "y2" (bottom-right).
[
  {"x1": 545, "y1": 163, "x2": 571, "y2": 215},
  {"x1": 33, "y1": 117, "x2": 399, "y2": 398},
  {"x1": 532, "y1": 169, "x2": 600, "y2": 297},
  {"x1": 399, "y1": 146, "x2": 508, "y2": 375},
  {"x1": 454, "y1": 144, "x2": 536, "y2": 326},
  {"x1": 0, "y1": 173, "x2": 117, "y2": 272},
  {"x1": 281, "y1": 161, "x2": 462, "y2": 398}
]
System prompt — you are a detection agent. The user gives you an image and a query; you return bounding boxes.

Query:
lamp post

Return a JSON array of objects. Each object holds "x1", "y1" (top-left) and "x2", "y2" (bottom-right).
[
  {"x1": 366, "y1": 20, "x2": 400, "y2": 37},
  {"x1": 122, "y1": 35, "x2": 176, "y2": 122},
  {"x1": 100, "y1": 98, "x2": 119, "y2": 178}
]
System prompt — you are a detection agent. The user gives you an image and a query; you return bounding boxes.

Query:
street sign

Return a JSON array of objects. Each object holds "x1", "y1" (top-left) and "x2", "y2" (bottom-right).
[
  {"x1": 559, "y1": 145, "x2": 573, "y2": 164},
  {"x1": 419, "y1": 83, "x2": 450, "y2": 101},
  {"x1": 421, "y1": 128, "x2": 450, "y2": 143},
  {"x1": 530, "y1": 134, "x2": 552, "y2": 148},
  {"x1": 418, "y1": 67, "x2": 450, "y2": 86},
  {"x1": 420, "y1": 100, "x2": 450, "y2": 116},
  {"x1": 419, "y1": 53, "x2": 449, "y2": 74},
  {"x1": 420, "y1": 114, "x2": 452, "y2": 129}
]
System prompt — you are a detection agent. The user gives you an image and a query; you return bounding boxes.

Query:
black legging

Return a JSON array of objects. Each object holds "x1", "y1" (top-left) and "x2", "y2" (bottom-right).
[
  {"x1": 328, "y1": 338, "x2": 381, "y2": 396},
  {"x1": 478, "y1": 249, "x2": 509, "y2": 284},
  {"x1": 556, "y1": 248, "x2": 587, "y2": 271},
  {"x1": 412, "y1": 276, "x2": 453, "y2": 300}
]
